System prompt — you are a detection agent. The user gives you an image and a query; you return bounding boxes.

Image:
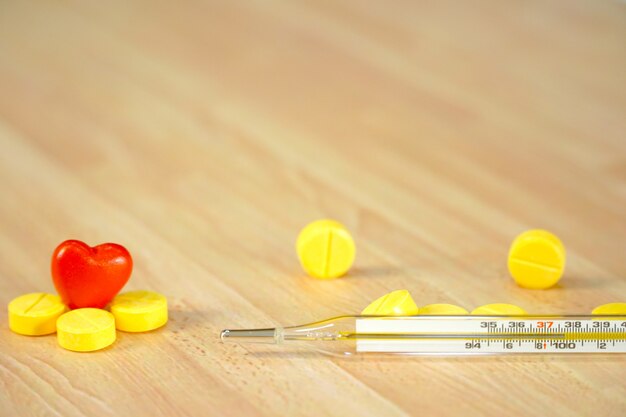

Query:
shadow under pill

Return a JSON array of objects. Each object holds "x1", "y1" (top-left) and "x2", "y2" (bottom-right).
[{"x1": 553, "y1": 274, "x2": 610, "y2": 289}]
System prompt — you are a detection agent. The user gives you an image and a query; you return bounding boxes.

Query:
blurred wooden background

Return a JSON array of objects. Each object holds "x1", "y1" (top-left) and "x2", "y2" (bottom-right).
[{"x1": 1, "y1": 1, "x2": 625, "y2": 416}]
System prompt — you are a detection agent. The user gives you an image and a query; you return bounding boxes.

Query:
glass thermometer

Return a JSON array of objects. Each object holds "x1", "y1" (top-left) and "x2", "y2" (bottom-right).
[{"x1": 221, "y1": 315, "x2": 626, "y2": 356}]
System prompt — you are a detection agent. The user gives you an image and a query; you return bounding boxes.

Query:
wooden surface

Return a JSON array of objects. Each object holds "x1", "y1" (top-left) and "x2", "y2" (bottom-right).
[{"x1": 1, "y1": 1, "x2": 625, "y2": 416}]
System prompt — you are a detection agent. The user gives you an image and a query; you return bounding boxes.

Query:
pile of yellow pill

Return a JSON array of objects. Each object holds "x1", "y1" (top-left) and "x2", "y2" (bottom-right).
[
  {"x1": 8, "y1": 290, "x2": 168, "y2": 352},
  {"x1": 360, "y1": 289, "x2": 626, "y2": 318}
]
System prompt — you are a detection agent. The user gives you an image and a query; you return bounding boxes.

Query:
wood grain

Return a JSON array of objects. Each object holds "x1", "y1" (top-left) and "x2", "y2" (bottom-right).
[{"x1": 1, "y1": 1, "x2": 625, "y2": 416}]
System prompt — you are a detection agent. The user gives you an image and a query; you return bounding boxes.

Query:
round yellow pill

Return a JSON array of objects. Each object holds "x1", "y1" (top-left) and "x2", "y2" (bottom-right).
[
  {"x1": 508, "y1": 229, "x2": 566, "y2": 289},
  {"x1": 419, "y1": 304, "x2": 469, "y2": 315},
  {"x1": 471, "y1": 303, "x2": 527, "y2": 315},
  {"x1": 57, "y1": 308, "x2": 116, "y2": 352},
  {"x1": 592, "y1": 303, "x2": 626, "y2": 315},
  {"x1": 296, "y1": 219, "x2": 356, "y2": 279},
  {"x1": 110, "y1": 290, "x2": 168, "y2": 332},
  {"x1": 8, "y1": 293, "x2": 66, "y2": 336},
  {"x1": 361, "y1": 290, "x2": 419, "y2": 315}
]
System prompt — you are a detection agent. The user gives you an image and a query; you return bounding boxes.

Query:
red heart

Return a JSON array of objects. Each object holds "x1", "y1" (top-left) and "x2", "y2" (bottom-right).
[{"x1": 51, "y1": 240, "x2": 133, "y2": 309}]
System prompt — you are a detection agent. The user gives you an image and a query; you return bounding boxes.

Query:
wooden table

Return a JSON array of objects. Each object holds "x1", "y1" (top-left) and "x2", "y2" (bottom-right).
[{"x1": 1, "y1": 1, "x2": 625, "y2": 416}]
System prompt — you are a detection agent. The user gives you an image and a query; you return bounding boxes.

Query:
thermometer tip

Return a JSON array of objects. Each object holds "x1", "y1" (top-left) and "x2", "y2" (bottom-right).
[
  {"x1": 220, "y1": 329, "x2": 231, "y2": 341},
  {"x1": 220, "y1": 328, "x2": 278, "y2": 344}
]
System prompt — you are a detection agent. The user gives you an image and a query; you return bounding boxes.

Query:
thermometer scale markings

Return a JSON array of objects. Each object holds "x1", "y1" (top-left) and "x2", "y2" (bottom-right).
[{"x1": 355, "y1": 318, "x2": 626, "y2": 353}]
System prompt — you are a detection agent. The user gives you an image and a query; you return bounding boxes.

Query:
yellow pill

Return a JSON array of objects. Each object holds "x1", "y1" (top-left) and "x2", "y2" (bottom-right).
[
  {"x1": 361, "y1": 290, "x2": 419, "y2": 315},
  {"x1": 8, "y1": 293, "x2": 66, "y2": 336},
  {"x1": 296, "y1": 219, "x2": 356, "y2": 279},
  {"x1": 592, "y1": 303, "x2": 626, "y2": 315},
  {"x1": 57, "y1": 308, "x2": 116, "y2": 352},
  {"x1": 419, "y1": 304, "x2": 469, "y2": 315},
  {"x1": 471, "y1": 303, "x2": 527, "y2": 315},
  {"x1": 110, "y1": 290, "x2": 168, "y2": 332},
  {"x1": 508, "y1": 229, "x2": 566, "y2": 289}
]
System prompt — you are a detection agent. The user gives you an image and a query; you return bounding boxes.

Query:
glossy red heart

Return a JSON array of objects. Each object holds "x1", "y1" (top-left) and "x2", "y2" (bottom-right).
[{"x1": 51, "y1": 240, "x2": 133, "y2": 309}]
